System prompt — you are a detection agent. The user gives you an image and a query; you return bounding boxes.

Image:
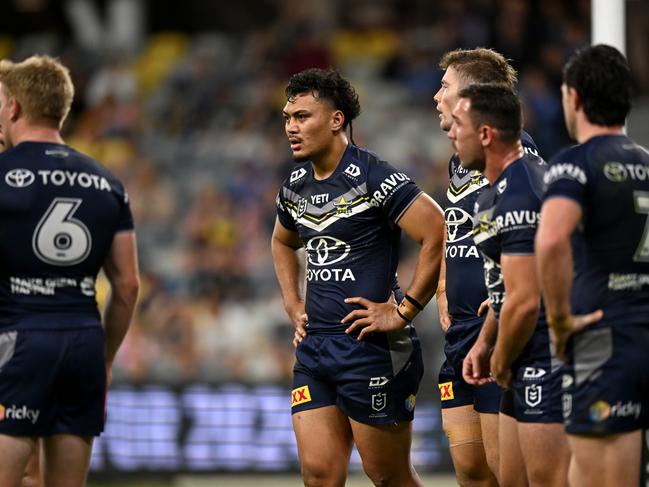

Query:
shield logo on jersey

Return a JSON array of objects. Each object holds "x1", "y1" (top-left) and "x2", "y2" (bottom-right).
[
  {"x1": 525, "y1": 385, "x2": 542, "y2": 408},
  {"x1": 297, "y1": 198, "x2": 307, "y2": 218},
  {"x1": 372, "y1": 393, "x2": 387, "y2": 412},
  {"x1": 5, "y1": 168, "x2": 35, "y2": 188}
]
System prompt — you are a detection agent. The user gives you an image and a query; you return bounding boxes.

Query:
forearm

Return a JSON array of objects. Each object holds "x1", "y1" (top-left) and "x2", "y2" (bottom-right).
[
  {"x1": 493, "y1": 298, "x2": 539, "y2": 368},
  {"x1": 538, "y1": 238, "x2": 573, "y2": 326},
  {"x1": 104, "y1": 286, "x2": 138, "y2": 366},
  {"x1": 476, "y1": 307, "x2": 498, "y2": 348},
  {"x1": 271, "y1": 237, "x2": 303, "y2": 311}
]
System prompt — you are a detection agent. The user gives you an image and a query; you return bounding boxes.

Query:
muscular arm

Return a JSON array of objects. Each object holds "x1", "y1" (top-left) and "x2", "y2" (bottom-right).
[
  {"x1": 271, "y1": 217, "x2": 308, "y2": 342},
  {"x1": 398, "y1": 193, "x2": 446, "y2": 307},
  {"x1": 102, "y1": 231, "x2": 140, "y2": 368},
  {"x1": 490, "y1": 254, "x2": 539, "y2": 386},
  {"x1": 343, "y1": 193, "x2": 445, "y2": 339},
  {"x1": 535, "y1": 197, "x2": 581, "y2": 325},
  {"x1": 436, "y1": 232, "x2": 451, "y2": 332}
]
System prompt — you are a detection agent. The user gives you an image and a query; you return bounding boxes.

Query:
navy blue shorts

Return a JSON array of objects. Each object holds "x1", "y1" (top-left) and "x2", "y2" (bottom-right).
[
  {"x1": 438, "y1": 317, "x2": 502, "y2": 413},
  {"x1": 563, "y1": 324, "x2": 649, "y2": 435},
  {"x1": 0, "y1": 327, "x2": 106, "y2": 437},
  {"x1": 508, "y1": 327, "x2": 562, "y2": 423},
  {"x1": 292, "y1": 326, "x2": 423, "y2": 425}
]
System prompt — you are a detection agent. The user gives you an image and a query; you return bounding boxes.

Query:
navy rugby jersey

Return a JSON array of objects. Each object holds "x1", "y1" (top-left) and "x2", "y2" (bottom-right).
[
  {"x1": 0, "y1": 142, "x2": 133, "y2": 329},
  {"x1": 276, "y1": 144, "x2": 422, "y2": 334},
  {"x1": 472, "y1": 153, "x2": 546, "y2": 321},
  {"x1": 544, "y1": 135, "x2": 649, "y2": 326},
  {"x1": 445, "y1": 131, "x2": 539, "y2": 320}
]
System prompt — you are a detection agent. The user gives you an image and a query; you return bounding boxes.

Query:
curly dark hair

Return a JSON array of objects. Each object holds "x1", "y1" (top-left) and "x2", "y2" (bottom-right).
[
  {"x1": 563, "y1": 44, "x2": 632, "y2": 126},
  {"x1": 285, "y1": 68, "x2": 361, "y2": 130}
]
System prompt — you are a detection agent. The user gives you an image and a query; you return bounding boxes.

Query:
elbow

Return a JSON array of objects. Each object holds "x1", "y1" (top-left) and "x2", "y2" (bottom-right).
[
  {"x1": 115, "y1": 274, "x2": 140, "y2": 306},
  {"x1": 535, "y1": 231, "x2": 568, "y2": 260}
]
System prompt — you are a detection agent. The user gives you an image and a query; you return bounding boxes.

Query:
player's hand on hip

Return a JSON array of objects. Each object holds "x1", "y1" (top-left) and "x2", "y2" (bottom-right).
[
  {"x1": 342, "y1": 294, "x2": 406, "y2": 340},
  {"x1": 549, "y1": 309, "x2": 603, "y2": 361},
  {"x1": 436, "y1": 290, "x2": 451, "y2": 332},
  {"x1": 463, "y1": 341, "x2": 494, "y2": 386},
  {"x1": 287, "y1": 301, "x2": 308, "y2": 347},
  {"x1": 477, "y1": 298, "x2": 490, "y2": 317}
]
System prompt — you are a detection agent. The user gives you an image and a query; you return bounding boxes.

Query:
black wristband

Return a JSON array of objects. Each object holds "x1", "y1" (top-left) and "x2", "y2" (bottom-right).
[
  {"x1": 396, "y1": 308, "x2": 412, "y2": 323},
  {"x1": 405, "y1": 293, "x2": 424, "y2": 311}
]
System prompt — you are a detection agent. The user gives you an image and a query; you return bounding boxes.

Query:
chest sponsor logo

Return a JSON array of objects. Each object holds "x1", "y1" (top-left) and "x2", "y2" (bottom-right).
[
  {"x1": 310, "y1": 193, "x2": 329, "y2": 205},
  {"x1": 438, "y1": 381, "x2": 454, "y2": 401},
  {"x1": 524, "y1": 384, "x2": 542, "y2": 408},
  {"x1": 371, "y1": 393, "x2": 387, "y2": 412},
  {"x1": 5, "y1": 168, "x2": 35, "y2": 188},
  {"x1": 290, "y1": 168, "x2": 307, "y2": 183},
  {"x1": 291, "y1": 386, "x2": 312, "y2": 407},
  {"x1": 344, "y1": 164, "x2": 361, "y2": 178},
  {"x1": 305, "y1": 236, "x2": 350, "y2": 266},
  {"x1": 444, "y1": 207, "x2": 473, "y2": 243}
]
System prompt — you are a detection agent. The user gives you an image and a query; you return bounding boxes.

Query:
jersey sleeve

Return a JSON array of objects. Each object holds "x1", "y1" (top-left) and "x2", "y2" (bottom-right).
[
  {"x1": 276, "y1": 186, "x2": 297, "y2": 231},
  {"x1": 115, "y1": 181, "x2": 134, "y2": 231},
  {"x1": 543, "y1": 146, "x2": 589, "y2": 207},
  {"x1": 367, "y1": 161, "x2": 422, "y2": 223},
  {"x1": 500, "y1": 189, "x2": 540, "y2": 256}
]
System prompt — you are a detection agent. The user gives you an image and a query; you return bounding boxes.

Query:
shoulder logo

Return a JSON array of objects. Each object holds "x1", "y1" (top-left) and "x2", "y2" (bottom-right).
[
  {"x1": 290, "y1": 168, "x2": 307, "y2": 183},
  {"x1": 344, "y1": 164, "x2": 360, "y2": 178},
  {"x1": 5, "y1": 168, "x2": 35, "y2": 188},
  {"x1": 497, "y1": 178, "x2": 508, "y2": 194}
]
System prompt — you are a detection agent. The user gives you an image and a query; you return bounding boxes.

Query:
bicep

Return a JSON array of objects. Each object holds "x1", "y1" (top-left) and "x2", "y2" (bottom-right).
[
  {"x1": 103, "y1": 231, "x2": 139, "y2": 285},
  {"x1": 397, "y1": 193, "x2": 445, "y2": 245},
  {"x1": 501, "y1": 254, "x2": 539, "y2": 299},
  {"x1": 538, "y1": 196, "x2": 582, "y2": 245},
  {"x1": 272, "y1": 217, "x2": 302, "y2": 250}
]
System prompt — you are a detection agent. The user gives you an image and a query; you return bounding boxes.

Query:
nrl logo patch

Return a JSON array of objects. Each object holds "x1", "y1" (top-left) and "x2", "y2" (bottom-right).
[
  {"x1": 371, "y1": 393, "x2": 387, "y2": 412},
  {"x1": 297, "y1": 198, "x2": 307, "y2": 218}
]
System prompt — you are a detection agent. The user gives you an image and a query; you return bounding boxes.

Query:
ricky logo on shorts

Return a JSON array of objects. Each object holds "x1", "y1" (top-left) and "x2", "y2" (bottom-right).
[
  {"x1": 291, "y1": 386, "x2": 312, "y2": 407},
  {"x1": 0, "y1": 403, "x2": 40, "y2": 424},
  {"x1": 438, "y1": 382, "x2": 454, "y2": 401},
  {"x1": 589, "y1": 400, "x2": 641, "y2": 422}
]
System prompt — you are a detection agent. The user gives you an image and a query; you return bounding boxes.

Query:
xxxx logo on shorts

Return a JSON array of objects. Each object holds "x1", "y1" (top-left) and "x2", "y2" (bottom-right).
[
  {"x1": 438, "y1": 381, "x2": 454, "y2": 401},
  {"x1": 291, "y1": 386, "x2": 312, "y2": 407}
]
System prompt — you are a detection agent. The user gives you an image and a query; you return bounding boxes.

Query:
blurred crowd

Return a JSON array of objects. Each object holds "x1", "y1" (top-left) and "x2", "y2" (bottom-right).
[{"x1": 3, "y1": 0, "x2": 648, "y2": 386}]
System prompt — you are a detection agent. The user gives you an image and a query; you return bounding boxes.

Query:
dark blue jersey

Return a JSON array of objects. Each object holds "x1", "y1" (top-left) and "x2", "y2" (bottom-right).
[
  {"x1": 276, "y1": 144, "x2": 422, "y2": 334},
  {"x1": 543, "y1": 135, "x2": 649, "y2": 326},
  {"x1": 444, "y1": 131, "x2": 539, "y2": 320},
  {"x1": 0, "y1": 142, "x2": 133, "y2": 329},
  {"x1": 472, "y1": 153, "x2": 546, "y2": 321}
]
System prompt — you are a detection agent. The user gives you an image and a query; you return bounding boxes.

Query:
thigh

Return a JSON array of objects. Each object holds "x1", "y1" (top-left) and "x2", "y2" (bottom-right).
[
  {"x1": 499, "y1": 413, "x2": 528, "y2": 487},
  {"x1": 292, "y1": 406, "x2": 353, "y2": 472},
  {"x1": 518, "y1": 422, "x2": 570, "y2": 486},
  {"x1": 568, "y1": 431, "x2": 641, "y2": 487},
  {"x1": 43, "y1": 434, "x2": 93, "y2": 487},
  {"x1": 350, "y1": 418, "x2": 415, "y2": 475},
  {"x1": 0, "y1": 435, "x2": 37, "y2": 487}
]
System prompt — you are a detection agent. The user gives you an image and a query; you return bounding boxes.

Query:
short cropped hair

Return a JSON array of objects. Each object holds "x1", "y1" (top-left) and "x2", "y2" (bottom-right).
[
  {"x1": 458, "y1": 83, "x2": 522, "y2": 143},
  {"x1": 0, "y1": 55, "x2": 74, "y2": 129},
  {"x1": 563, "y1": 44, "x2": 632, "y2": 126},
  {"x1": 285, "y1": 68, "x2": 361, "y2": 129},
  {"x1": 440, "y1": 48, "x2": 517, "y2": 89}
]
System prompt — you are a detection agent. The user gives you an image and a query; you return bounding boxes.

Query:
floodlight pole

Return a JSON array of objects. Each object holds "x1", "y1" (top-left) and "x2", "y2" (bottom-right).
[{"x1": 592, "y1": 0, "x2": 626, "y2": 54}]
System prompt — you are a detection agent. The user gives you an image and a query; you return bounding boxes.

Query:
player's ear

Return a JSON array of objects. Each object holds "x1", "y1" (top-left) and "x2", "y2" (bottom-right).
[
  {"x1": 479, "y1": 124, "x2": 492, "y2": 147},
  {"x1": 9, "y1": 97, "x2": 21, "y2": 122},
  {"x1": 566, "y1": 86, "x2": 581, "y2": 112},
  {"x1": 331, "y1": 110, "x2": 345, "y2": 132}
]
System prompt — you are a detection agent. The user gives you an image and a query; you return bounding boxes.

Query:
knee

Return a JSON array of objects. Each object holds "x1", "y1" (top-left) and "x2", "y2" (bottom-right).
[
  {"x1": 363, "y1": 462, "x2": 412, "y2": 487},
  {"x1": 453, "y1": 458, "x2": 497, "y2": 486},
  {"x1": 301, "y1": 458, "x2": 347, "y2": 487}
]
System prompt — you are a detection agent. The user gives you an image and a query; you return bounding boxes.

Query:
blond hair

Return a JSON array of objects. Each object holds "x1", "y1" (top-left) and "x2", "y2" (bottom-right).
[
  {"x1": 0, "y1": 55, "x2": 74, "y2": 128},
  {"x1": 440, "y1": 48, "x2": 517, "y2": 89}
]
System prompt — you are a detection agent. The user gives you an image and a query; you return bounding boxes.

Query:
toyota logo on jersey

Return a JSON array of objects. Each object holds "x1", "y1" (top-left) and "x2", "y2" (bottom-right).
[
  {"x1": 444, "y1": 207, "x2": 473, "y2": 243},
  {"x1": 5, "y1": 168, "x2": 35, "y2": 188},
  {"x1": 305, "y1": 236, "x2": 350, "y2": 266}
]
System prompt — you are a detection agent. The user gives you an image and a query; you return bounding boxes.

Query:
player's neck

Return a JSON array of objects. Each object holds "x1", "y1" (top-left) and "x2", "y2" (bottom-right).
[
  {"x1": 11, "y1": 124, "x2": 64, "y2": 146},
  {"x1": 311, "y1": 135, "x2": 348, "y2": 180},
  {"x1": 576, "y1": 122, "x2": 625, "y2": 144},
  {"x1": 484, "y1": 141, "x2": 524, "y2": 184}
]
